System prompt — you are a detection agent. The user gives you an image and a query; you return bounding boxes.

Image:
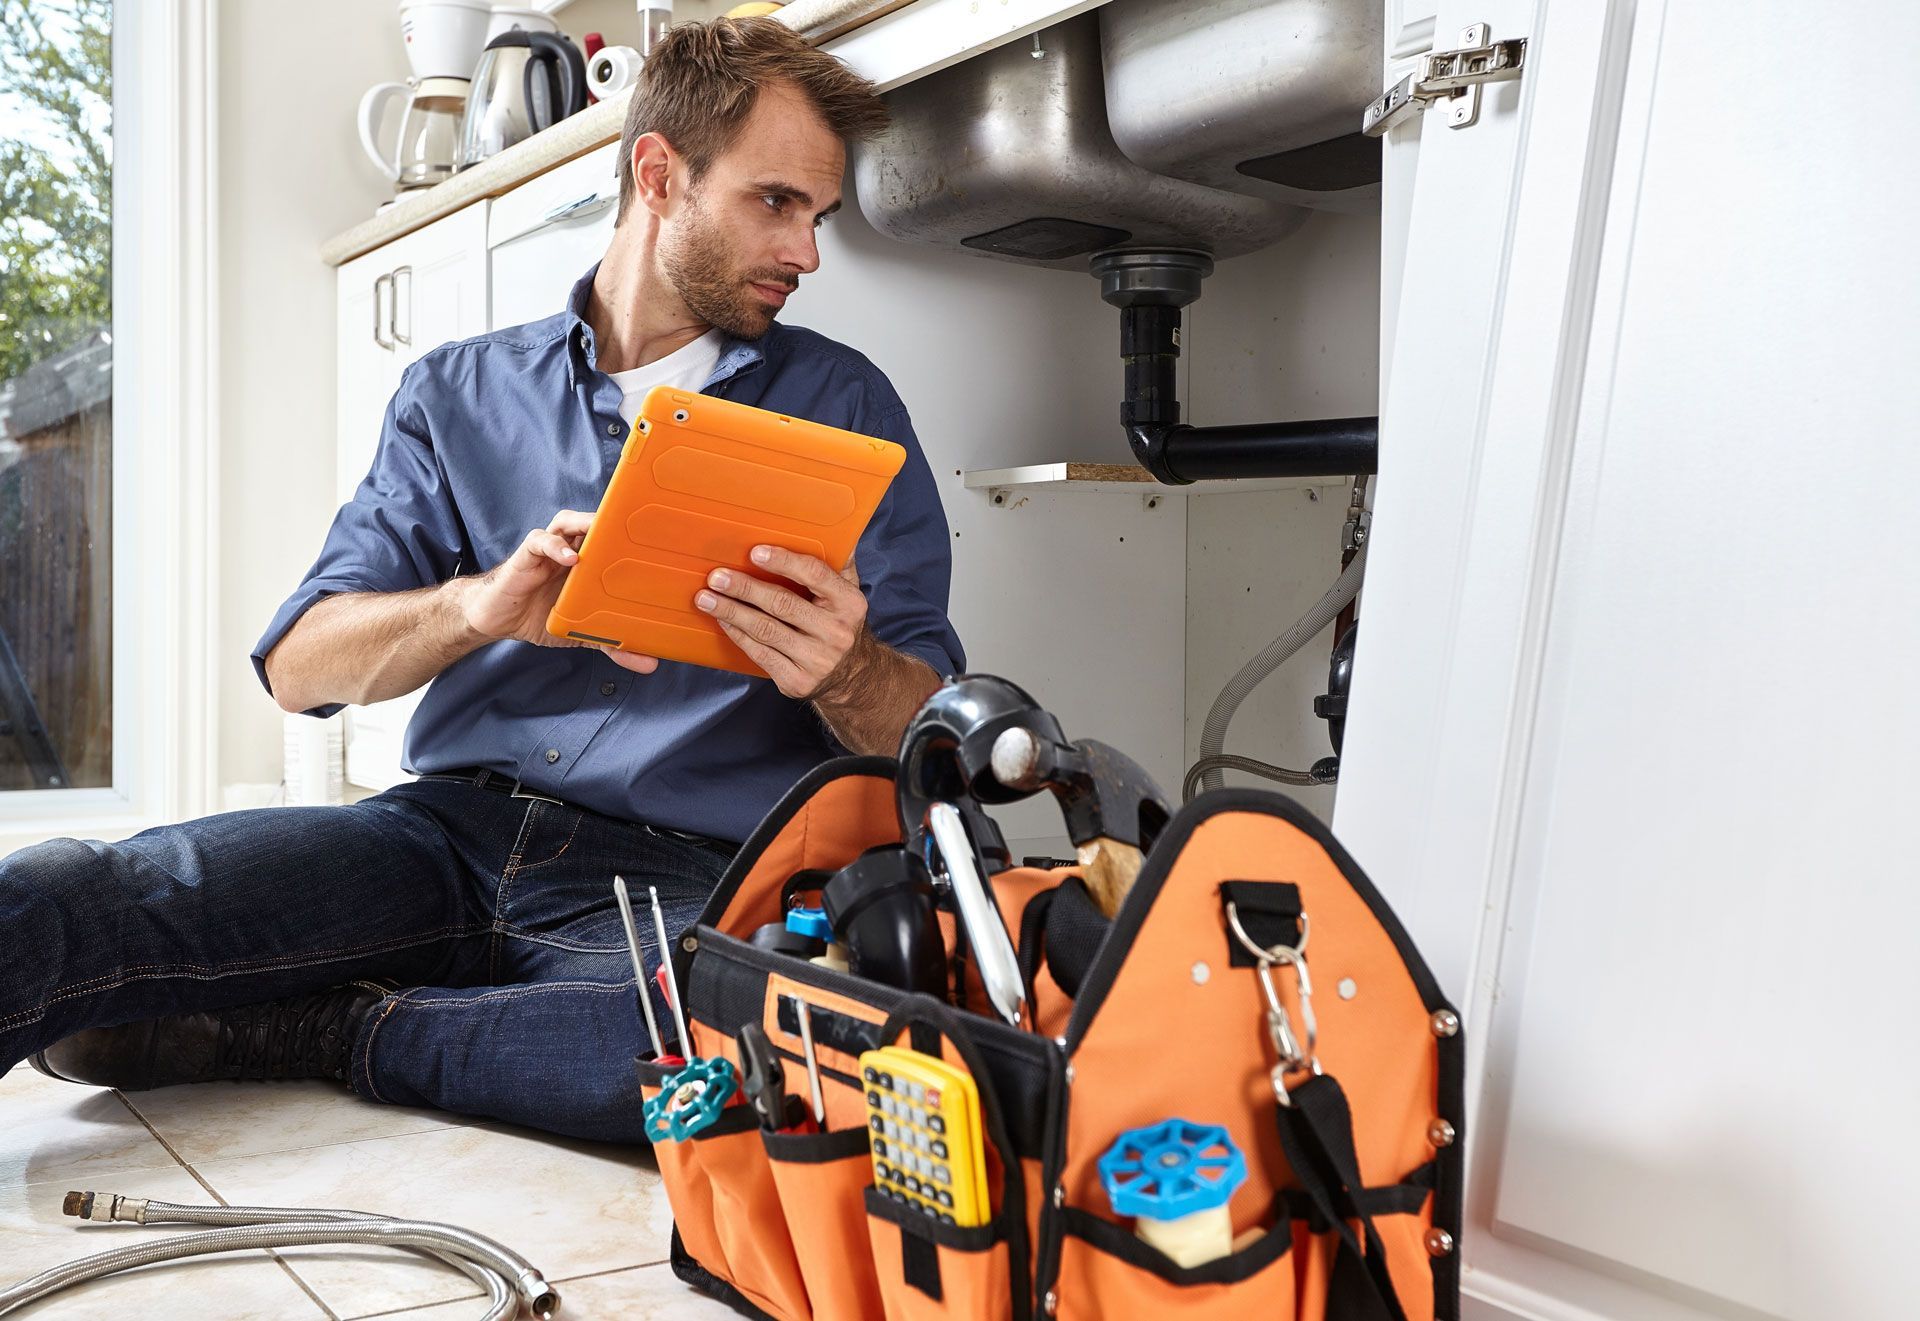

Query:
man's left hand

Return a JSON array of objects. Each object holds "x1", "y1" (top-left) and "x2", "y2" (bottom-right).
[{"x1": 694, "y1": 545, "x2": 872, "y2": 700}]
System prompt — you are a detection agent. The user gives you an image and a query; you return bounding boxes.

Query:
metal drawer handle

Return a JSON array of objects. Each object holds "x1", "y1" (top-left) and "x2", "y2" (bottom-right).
[
  {"x1": 540, "y1": 192, "x2": 615, "y2": 225},
  {"x1": 373, "y1": 272, "x2": 394, "y2": 351},
  {"x1": 390, "y1": 265, "x2": 413, "y2": 347}
]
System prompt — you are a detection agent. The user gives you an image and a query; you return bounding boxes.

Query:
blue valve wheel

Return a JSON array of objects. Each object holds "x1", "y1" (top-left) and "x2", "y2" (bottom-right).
[
  {"x1": 643, "y1": 1056, "x2": 738, "y2": 1142},
  {"x1": 1098, "y1": 1119, "x2": 1248, "y2": 1222}
]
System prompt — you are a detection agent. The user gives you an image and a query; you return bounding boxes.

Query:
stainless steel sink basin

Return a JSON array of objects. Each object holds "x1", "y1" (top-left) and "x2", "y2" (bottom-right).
[
  {"x1": 1100, "y1": 0, "x2": 1383, "y2": 210},
  {"x1": 852, "y1": 14, "x2": 1306, "y2": 270}
]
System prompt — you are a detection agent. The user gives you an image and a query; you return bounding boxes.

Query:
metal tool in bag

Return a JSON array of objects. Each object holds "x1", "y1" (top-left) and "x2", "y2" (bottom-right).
[{"x1": 739, "y1": 1022, "x2": 814, "y2": 1134}]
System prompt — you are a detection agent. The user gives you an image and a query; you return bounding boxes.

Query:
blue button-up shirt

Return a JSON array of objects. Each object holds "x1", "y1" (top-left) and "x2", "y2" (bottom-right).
[{"x1": 255, "y1": 265, "x2": 963, "y2": 842}]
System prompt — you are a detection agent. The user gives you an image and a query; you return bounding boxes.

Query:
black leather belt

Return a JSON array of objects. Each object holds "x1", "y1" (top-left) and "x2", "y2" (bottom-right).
[
  {"x1": 423, "y1": 766, "x2": 566, "y2": 805},
  {"x1": 423, "y1": 767, "x2": 738, "y2": 857}
]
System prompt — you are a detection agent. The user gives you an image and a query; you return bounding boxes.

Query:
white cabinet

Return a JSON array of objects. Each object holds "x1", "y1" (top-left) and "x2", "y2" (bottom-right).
[
  {"x1": 488, "y1": 143, "x2": 621, "y2": 330},
  {"x1": 1340, "y1": 2, "x2": 1920, "y2": 1318},
  {"x1": 332, "y1": 201, "x2": 489, "y2": 791}
]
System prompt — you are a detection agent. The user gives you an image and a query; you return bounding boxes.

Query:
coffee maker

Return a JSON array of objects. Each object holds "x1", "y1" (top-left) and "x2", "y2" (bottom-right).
[{"x1": 357, "y1": 0, "x2": 492, "y2": 199}]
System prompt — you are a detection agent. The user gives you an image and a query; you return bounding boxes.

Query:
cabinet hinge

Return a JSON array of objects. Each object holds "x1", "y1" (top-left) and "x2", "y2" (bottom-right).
[{"x1": 1363, "y1": 24, "x2": 1527, "y2": 137}]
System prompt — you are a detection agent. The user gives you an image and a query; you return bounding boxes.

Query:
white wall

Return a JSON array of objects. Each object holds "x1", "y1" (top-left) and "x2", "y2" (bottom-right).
[{"x1": 215, "y1": 0, "x2": 407, "y2": 796}]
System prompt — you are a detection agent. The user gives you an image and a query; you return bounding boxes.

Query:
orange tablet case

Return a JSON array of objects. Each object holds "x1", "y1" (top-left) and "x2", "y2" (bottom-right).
[{"x1": 546, "y1": 386, "x2": 906, "y2": 676}]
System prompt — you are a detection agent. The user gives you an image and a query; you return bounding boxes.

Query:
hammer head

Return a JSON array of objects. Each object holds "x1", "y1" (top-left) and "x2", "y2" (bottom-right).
[{"x1": 1047, "y1": 738, "x2": 1171, "y2": 855}]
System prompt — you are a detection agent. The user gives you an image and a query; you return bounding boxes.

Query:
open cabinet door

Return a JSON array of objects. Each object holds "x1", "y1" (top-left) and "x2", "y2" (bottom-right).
[{"x1": 1337, "y1": 2, "x2": 1920, "y2": 1319}]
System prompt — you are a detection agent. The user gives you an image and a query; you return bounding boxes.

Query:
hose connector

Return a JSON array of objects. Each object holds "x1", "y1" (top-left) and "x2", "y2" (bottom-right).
[
  {"x1": 62, "y1": 1191, "x2": 149, "y2": 1223},
  {"x1": 515, "y1": 1267, "x2": 561, "y2": 1319}
]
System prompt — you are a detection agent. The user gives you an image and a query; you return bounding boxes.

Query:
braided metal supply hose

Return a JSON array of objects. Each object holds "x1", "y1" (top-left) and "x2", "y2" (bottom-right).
[
  {"x1": 1182, "y1": 752, "x2": 1338, "y2": 802},
  {"x1": 0, "y1": 1191, "x2": 559, "y2": 1320}
]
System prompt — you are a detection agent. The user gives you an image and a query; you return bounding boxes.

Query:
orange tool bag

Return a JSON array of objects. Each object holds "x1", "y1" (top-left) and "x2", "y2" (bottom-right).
[{"x1": 640, "y1": 749, "x2": 1463, "y2": 1320}]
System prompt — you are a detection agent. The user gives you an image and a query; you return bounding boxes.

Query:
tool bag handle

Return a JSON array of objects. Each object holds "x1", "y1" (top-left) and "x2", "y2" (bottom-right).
[{"x1": 1275, "y1": 1071, "x2": 1413, "y2": 1321}]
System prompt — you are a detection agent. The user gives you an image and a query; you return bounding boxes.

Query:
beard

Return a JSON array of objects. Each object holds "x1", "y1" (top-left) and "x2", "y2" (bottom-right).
[{"x1": 661, "y1": 189, "x2": 797, "y2": 341}]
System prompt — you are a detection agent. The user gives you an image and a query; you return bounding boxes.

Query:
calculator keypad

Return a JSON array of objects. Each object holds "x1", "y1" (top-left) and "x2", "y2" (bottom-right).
[{"x1": 860, "y1": 1048, "x2": 987, "y2": 1228}]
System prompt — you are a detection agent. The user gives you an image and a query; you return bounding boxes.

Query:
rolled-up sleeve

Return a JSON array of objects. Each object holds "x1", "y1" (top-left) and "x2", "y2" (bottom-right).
[
  {"x1": 251, "y1": 365, "x2": 467, "y2": 715},
  {"x1": 855, "y1": 405, "x2": 965, "y2": 680}
]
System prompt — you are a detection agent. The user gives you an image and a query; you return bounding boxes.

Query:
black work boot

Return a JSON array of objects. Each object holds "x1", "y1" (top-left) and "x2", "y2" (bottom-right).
[{"x1": 28, "y1": 980, "x2": 393, "y2": 1091}]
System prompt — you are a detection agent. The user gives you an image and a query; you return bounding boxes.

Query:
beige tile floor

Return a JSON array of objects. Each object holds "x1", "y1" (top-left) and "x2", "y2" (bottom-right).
[{"x1": 0, "y1": 1066, "x2": 737, "y2": 1319}]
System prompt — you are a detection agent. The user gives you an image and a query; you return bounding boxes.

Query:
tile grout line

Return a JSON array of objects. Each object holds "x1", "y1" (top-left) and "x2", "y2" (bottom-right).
[
  {"x1": 110, "y1": 1087, "x2": 205, "y2": 1179},
  {"x1": 113, "y1": 1089, "x2": 342, "y2": 1321}
]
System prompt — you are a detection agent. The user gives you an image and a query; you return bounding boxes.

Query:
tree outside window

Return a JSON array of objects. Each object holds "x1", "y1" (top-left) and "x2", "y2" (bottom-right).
[{"x1": 0, "y1": 0, "x2": 112, "y2": 791}]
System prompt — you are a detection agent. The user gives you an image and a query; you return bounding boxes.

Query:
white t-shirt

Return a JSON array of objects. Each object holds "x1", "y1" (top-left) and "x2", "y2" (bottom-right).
[{"x1": 607, "y1": 329, "x2": 727, "y2": 426}]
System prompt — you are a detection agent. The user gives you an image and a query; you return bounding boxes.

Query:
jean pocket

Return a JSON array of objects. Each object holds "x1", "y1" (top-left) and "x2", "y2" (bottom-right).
[{"x1": 864, "y1": 1186, "x2": 1012, "y2": 1321}]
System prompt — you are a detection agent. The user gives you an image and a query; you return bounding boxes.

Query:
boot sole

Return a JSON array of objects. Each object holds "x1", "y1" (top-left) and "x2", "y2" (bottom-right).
[{"x1": 27, "y1": 1050, "x2": 84, "y2": 1085}]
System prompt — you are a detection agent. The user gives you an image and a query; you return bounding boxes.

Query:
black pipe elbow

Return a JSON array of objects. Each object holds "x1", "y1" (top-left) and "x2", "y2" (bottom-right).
[
  {"x1": 1125, "y1": 422, "x2": 1191, "y2": 485},
  {"x1": 1100, "y1": 249, "x2": 1381, "y2": 485}
]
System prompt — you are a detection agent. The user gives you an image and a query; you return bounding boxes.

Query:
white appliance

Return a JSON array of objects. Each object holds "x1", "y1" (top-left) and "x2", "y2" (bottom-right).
[
  {"x1": 397, "y1": 0, "x2": 492, "y2": 78},
  {"x1": 358, "y1": 76, "x2": 469, "y2": 192},
  {"x1": 357, "y1": 0, "x2": 494, "y2": 196},
  {"x1": 485, "y1": 5, "x2": 561, "y2": 42}
]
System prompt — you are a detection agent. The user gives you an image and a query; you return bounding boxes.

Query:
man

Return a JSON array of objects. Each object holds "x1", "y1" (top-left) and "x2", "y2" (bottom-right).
[{"x1": 0, "y1": 18, "x2": 961, "y2": 1142}]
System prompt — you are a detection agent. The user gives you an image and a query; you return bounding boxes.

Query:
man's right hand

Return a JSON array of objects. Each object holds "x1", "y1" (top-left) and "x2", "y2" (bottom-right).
[{"x1": 458, "y1": 508, "x2": 660, "y2": 673}]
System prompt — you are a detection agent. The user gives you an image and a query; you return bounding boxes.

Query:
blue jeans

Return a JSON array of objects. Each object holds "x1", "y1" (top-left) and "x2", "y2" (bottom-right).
[{"x1": 0, "y1": 773, "x2": 731, "y2": 1142}]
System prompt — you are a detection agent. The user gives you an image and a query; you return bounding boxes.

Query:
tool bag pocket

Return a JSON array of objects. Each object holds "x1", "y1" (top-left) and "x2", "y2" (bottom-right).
[
  {"x1": 763, "y1": 1126, "x2": 889, "y2": 1320},
  {"x1": 865, "y1": 1185, "x2": 1015, "y2": 1321},
  {"x1": 638, "y1": 1059, "x2": 812, "y2": 1321},
  {"x1": 859, "y1": 997, "x2": 1034, "y2": 1321},
  {"x1": 1284, "y1": 1170, "x2": 1441, "y2": 1321},
  {"x1": 1050, "y1": 1208, "x2": 1297, "y2": 1320}
]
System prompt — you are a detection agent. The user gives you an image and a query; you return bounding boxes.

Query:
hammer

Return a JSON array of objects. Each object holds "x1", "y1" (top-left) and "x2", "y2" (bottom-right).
[{"x1": 989, "y1": 727, "x2": 1170, "y2": 917}]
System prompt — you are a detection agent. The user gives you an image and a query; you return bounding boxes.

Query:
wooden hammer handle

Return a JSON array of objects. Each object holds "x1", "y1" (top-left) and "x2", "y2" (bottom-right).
[{"x1": 1077, "y1": 837, "x2": 1145, "y2": 918}]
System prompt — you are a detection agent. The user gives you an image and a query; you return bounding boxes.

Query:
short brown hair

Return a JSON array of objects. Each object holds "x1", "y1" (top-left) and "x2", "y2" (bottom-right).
[{"x1": 613, "y1": 17, "x2": 889, "y2": 225}]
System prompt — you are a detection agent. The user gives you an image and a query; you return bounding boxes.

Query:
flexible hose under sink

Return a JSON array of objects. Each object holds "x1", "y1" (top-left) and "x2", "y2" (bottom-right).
[
  {"x1": 0, "y1": 1192, "x2": 558, "y2": 1320},
  {"x1": 1191, "y1": 545, "x2": 1368, "y2": 797}
]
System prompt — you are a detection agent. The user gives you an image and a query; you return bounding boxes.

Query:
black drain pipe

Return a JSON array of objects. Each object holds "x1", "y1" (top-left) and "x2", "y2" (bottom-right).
[{"x1": 1095, "y1": 250, "x2": 1379, "y2": 486}]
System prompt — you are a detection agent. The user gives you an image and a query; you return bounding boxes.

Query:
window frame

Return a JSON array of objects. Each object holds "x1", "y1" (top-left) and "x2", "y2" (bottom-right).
[{"x1": 0, "y1": 0, "x2": 218, "y2": 846}]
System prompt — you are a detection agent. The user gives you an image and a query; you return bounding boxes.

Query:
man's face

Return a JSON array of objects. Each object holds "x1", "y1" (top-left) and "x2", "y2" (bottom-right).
[{"x1": 659, "y1": 81, "x2": 847, "y2": 340}]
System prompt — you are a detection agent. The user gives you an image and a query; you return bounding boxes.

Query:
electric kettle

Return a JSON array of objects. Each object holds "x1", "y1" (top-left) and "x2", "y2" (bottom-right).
[{"x1": 457, "y1": 31, "x2": 587, "y2": 169}]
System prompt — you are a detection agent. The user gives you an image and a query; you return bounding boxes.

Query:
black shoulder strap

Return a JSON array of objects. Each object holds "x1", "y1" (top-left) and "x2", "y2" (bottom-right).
[{"x1": 1274, "y1": 1073, "x2": 1413, "y2": 1321}]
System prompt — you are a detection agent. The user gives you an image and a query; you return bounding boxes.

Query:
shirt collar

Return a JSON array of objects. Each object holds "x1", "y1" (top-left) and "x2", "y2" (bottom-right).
[{"x1": 565, "y1": 262, "x2": 768, "y2": 392}]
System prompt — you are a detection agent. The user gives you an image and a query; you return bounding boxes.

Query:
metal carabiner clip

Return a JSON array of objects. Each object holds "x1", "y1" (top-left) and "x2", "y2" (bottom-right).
[{"x1": 1226, "y1": 901, "x2": 1322, "y2": 1107}]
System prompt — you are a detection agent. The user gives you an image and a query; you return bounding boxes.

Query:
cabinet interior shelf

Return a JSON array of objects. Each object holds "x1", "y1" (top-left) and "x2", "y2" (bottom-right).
[{"x1": 961, "y1": 463, "x2": 1349, "y2": 497}]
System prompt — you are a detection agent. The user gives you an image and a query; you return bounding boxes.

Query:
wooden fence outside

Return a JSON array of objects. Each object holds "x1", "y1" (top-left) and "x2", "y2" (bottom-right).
[{"x1": 0, "y1": 400, "x2": 113, "y2": 791}]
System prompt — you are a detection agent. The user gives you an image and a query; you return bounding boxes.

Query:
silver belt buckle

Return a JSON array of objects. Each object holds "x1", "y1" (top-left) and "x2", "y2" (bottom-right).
[{"x1": 509, "y1": 781, "x2": 564, "y2": 806}]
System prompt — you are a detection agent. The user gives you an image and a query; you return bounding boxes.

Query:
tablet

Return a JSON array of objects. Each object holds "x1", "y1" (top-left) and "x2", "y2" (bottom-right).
[{"x1": 546, "y1": 385, "x2": 906, "y2": 676}]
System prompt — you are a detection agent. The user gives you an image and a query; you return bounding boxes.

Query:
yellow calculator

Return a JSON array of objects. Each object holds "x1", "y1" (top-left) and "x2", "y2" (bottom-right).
[{"x1": 860, "y1": 1046, "x2": 992, "y2": 1228}]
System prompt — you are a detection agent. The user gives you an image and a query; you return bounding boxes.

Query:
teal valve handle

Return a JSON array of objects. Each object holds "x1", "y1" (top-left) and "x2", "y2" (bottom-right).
[{"x1": 643, "y1": 1056, "x2": 738, "y2": 1142}]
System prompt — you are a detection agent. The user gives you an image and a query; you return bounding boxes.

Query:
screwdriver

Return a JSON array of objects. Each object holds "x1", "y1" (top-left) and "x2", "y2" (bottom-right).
[
  {"x1": 612, "y1": 876, "x2": 666, "y2": 1061},
  {"x1": 651, "y1": 884, "x2": 694, "y2": 1060}
]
